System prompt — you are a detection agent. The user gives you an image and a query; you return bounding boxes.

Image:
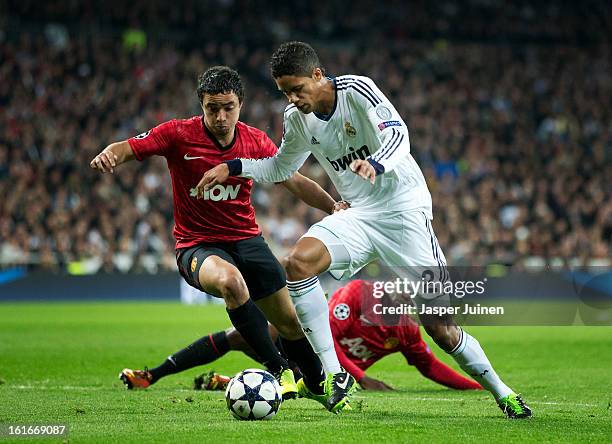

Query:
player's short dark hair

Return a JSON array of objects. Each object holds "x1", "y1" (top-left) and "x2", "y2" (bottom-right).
[
  {"x1": 270, "y1": 41, "x2": 323, "y2": 79},
  {"x1": 197, "y1": 66, "x2": 244, "y2": 103}
]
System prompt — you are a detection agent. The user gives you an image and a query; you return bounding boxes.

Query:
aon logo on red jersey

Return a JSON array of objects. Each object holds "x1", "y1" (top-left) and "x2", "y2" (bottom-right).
[
  {"x1": 190, "y1": 184, "x2": 241, "y2": 201},
  {"x1": 340, "y1": 337, "x2": 375, "y2": 361}
]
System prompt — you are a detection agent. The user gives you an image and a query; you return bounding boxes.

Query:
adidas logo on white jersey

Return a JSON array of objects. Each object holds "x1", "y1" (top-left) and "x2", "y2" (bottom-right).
[{"x1": 311, "y1": 136, "x2": 320, "y2": 145}]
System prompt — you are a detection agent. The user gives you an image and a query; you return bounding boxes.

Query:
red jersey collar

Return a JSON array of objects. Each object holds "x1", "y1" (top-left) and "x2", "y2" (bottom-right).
[{"x1": 201, "y1": 116, "x2": 239, "y2": 151}]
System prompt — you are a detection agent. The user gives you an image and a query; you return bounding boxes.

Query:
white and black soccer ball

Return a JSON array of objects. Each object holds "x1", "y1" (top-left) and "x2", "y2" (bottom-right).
[{"x1": 225, "y1": 369, "x2": 282, "y2": 420}]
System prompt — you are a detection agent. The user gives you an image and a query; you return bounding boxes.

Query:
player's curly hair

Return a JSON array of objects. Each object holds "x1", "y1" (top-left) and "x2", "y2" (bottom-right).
[
  {"x1": 197, "y1": 66, "x2": 244, "y2": 103},
  {"x1": 270, "y1": 41, "x2": 324, "y2": 78}
]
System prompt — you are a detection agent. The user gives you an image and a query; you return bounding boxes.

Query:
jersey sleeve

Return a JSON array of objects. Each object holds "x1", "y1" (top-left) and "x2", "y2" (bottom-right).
[
  {"x1": 239, "y1": 108, "x2": 310, "y2": 182},
  {"x1": 401, "y1": 331, "x2": 434, "y2": 367},
  {"x1": 128, "y1": 120, "x2": 178, "y2": 160},
  {"x1": 256, "y1": 133, "x2": 279, "y2": 158},
  {"x1": 347, "y1": 76, "x2": 411, "y2": 174},
  {"x1": 402, "y1": 338, "x2": 483, "y2": 390}
]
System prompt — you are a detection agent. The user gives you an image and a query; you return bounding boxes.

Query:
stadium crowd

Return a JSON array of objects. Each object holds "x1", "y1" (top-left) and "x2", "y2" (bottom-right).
[{"x1": 1, "y1": 1, "x2": 610, "y2": 272}]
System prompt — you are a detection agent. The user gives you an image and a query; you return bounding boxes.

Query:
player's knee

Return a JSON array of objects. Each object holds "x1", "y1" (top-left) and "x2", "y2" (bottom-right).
[
  {"x1": 282, "y1": 250, "x2": 315, "y2": 281},
  {"x1": 216, "y1": 273, "x2": 248, "y2": 307}
]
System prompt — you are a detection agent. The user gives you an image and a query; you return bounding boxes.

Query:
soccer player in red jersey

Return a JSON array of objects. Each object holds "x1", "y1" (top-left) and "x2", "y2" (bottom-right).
[
  {"x1": 130, "y1": 280, "x2": 481, "y2": 393},
  {"x1": 90, "y1": 66, "x2": 352, "y2": 410},
  {"x1": 327, "y1": 280, "x2": 482, "y2": 391}
]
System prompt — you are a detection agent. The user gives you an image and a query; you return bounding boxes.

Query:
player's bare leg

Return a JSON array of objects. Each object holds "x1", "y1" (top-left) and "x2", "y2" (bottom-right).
[
  {"x1": 283, "y1": 237, "x2": 357, "y2": 413},
  {"x1": 255, "y1": 288, "x2": 305, "y2": 340},
  {"x1": 420, "y1": 312, "x2": 532, "y2": 418},
  {"x1": 198, "y1": 256, "x2": 297, "y2": 399},
  {"x1": 418, "y1": 313, "x2": 461, "y2": 352},
  {"x1": 198, "y1": 256, "x2": 249, "y2": 309}
]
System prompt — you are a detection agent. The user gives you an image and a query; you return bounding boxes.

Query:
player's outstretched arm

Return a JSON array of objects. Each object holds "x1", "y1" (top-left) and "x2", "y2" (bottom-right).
[
  {"x1": 403, "y1": 348, "x2": 483, "y2": 390},
  {"x1": 332, "y1": 339, "x2": 393, "y2": 391},
  {"x1": 359, "y1": 374, "x2": 394, "y2": 391},
  {"x1": 90, "y1": 141, "x2": 136, "y2": 174},
  {"x1": 194, "y1": 149, "x2": 312, "y2": 198},
  {"x1": 280, "y1": 173, "x2": 344, "y2": 215},
  {"x1": 237, "y1": 112, "x2": 311, "y2": 183}
]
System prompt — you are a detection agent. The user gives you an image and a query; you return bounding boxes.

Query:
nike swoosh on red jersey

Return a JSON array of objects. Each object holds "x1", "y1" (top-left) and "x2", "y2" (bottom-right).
[{"x1": 184, "y1": 154, "x2": 204, "y2": 160}]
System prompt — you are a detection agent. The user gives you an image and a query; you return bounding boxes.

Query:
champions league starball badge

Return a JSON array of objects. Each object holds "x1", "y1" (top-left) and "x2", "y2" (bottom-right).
[{"x1": 333, "y1": 303, "x2": 351, "y2": 320}]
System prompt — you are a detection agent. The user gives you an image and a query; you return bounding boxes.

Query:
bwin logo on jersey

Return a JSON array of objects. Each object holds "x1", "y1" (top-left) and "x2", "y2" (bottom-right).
[
  {"x1": 189, "y1": 184, "x2": 241, "y2": 201},
  {"x1": 326, "y1": 145, "x2": 371, "y2": 172}
]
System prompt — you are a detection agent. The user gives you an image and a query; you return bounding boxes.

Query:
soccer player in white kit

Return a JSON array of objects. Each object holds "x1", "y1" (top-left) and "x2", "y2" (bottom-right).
[{"x1": 197, "y1": 42, "x2": 532, "y2": 418}]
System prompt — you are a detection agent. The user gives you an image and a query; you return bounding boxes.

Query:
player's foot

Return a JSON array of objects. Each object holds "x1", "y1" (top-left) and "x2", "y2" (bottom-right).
[
  {"x1": 498, "y1": 393, "x2": 532, "y2": 419},
  {"x1": 193, "y1": 370, "x2": 231, "y2": 391},
  {"x1": 119, "y1": 368, "x2": 152, "y2": 389},
  {"x1": 296, "y1": 378, "x2": 327, "y2": 407},
  {"x1": 324, "y1": 371, "x2": 357, "y2": 414},
  {"x1": 275, "y1": 368, "x2": 298, "y2": 400}
]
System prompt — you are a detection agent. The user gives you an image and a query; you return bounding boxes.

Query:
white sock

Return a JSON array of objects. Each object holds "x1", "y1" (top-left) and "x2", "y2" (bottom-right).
[
  {"x1": 287, "y1": 276, "x2": 342, "y2": 374},
  {"x1": 449, "y1": 328, "x2": 514, "y2": 400}
]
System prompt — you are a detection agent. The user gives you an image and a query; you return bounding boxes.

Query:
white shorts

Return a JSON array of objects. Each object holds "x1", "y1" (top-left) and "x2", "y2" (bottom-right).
[{"x1": 303, "y1": 208, "x2": 448, "y2": 288}]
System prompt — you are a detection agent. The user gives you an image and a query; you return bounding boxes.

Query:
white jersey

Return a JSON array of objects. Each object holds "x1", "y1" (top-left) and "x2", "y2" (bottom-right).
[{"x1": 240, "y1": 75, "x2": 432, "y2": 215}]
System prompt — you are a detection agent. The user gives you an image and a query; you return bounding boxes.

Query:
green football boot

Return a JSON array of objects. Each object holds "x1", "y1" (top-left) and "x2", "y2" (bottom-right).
[
  {"x1": 276, "y1": 368, "x2": 298, "y2": 400},
  {"x1": 498, "y1": 393, "x2": 532, "y2": 419},
  {"x1": 296, "y1": 378, "x2": 327, "y2": 407},
  {"x1": 324, "y1": 371, "x2": 357, "y2": 414}
]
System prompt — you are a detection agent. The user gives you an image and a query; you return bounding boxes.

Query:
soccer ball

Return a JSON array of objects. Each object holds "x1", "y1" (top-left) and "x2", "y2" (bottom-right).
[{"x1": 225, "y1": 369, "x2": 282, "y2": 420}]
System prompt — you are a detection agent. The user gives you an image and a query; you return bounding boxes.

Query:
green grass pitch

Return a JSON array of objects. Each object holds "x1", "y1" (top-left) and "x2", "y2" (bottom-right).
[{"x1": 0, "y1": 302, "x2": 610, "y2": 443}]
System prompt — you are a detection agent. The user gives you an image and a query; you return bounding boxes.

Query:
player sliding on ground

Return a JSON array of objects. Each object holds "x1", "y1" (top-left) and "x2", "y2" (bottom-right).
[
  {"x1": 196, "y1": 43, "x2": 532, "y2": 418},
  {"x1": 90, "y1": 66, "x2": 354, "y2": 413},
  {"x1": 121, "y1": 280, "x2": 482, "y2": 394}
]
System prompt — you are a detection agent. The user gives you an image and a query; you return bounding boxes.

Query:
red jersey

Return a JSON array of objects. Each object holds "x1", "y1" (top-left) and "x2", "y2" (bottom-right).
[
  {"x1": 328, "y1": 280, "x2": 432, "y2": 381},
  {"x1": 128, "y1": 117, "x2": 277, "y2": 248}
]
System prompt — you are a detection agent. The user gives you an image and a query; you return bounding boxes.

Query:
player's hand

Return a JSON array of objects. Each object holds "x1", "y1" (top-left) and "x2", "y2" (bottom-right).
[
  {"x1": 333, "y1": 200, "x2": 351, "y2": 213},
  {"x1": 194, "y1": 163, "x2": 230, "y2": 197},
  {"x1": 359, "y1": 375, "x2": 394, "y2": 391},
  {"x1": 90, "y1": 150, "x2": 118, "y2": 174},
  {"x1": 350, "y1": 159, "x2": 376, "y2": 184}
]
